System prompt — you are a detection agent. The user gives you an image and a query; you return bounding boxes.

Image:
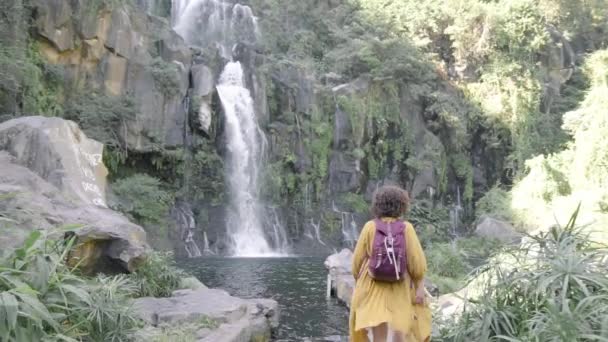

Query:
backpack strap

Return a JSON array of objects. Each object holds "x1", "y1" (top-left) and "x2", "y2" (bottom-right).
[{"x1": 374, "y1": 218, "x2": 405, "y2": 235}]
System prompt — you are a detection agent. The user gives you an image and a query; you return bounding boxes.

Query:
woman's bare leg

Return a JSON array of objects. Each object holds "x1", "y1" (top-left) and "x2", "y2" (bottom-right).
[
  {"x1": 371, "y1": 323, "x2": 388, "y2": 342},
  {"x1": 392, "y1": 330, "x2": 406, "y2": 342}
]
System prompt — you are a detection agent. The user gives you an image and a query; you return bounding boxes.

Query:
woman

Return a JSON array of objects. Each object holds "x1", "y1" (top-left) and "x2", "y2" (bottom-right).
[{"x1": 349, "y1": 186, "x2": 430, "y2": 342}]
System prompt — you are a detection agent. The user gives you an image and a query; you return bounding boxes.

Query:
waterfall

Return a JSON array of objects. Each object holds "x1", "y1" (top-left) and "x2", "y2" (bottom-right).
[
  {"x1": 172, "y1": 0, "x2": 258, "y2": 58},
  {"x1": 171, "y1": 202, "x2": 202, "y2": 258},
  {"x1": 216, "y1": 62, "x2": 275, "y2": 256},
  {"x1": 449, "y1": 186, "x2": 463, "y2": 239},
  {"x1": 310, "y1": 219, "x2": 326, "y2": 246},
  {"x1": 173, "y1": 0, "x2": 287, "y2": 256},
  {"x1": 202, "y1": 231, "x2": 215, "y2": 255},
  {"x1": 332, "y1": 202, "x2": 359, "y2": 248},
  {"x1": 269, "y1": 208, "x2": 290, "y2": 253}
]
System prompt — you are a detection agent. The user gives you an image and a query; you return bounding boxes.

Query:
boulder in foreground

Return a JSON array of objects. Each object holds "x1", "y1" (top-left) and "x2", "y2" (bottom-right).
[
  {"x1": 133, "y1": 288, "x2": 279, "y2": 342},
  {"x1": 0, "y1": 116, "x2": 149, "y2": 274}
]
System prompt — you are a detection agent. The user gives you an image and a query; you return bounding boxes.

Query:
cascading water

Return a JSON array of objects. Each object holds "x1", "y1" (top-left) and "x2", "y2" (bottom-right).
[
  {"x1": 449, "y1": 186, "x2": 463, "y2": 239},
  {"x1": 172, "y1": 0, "x2": 258, "y2": 58},
  {"x1": 172, "y1": 0, "x2": 287, "y2": 256},
  {"x1": 202, "y1": 231, "x2": 214, "y2": 255},
  {"x1": 171, "y1": 202, "x2": 202, "y2": 258},
  {"x1": 217, "y1": 62, "x2": 281, "y2": 256},
  {"x1": 332, "y1": 202, "x2": 359, "y2": 249}
]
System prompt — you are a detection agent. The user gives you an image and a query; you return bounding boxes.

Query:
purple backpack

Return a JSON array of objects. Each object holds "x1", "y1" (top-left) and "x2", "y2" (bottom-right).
[{"x1": 366, "y1": 219, "x2": 407, "y2": 282}]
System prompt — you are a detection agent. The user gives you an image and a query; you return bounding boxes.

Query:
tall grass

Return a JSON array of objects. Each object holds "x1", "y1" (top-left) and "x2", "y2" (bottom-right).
[
  {"x1": 0, "y1": 230, "x2": 141, "y2": 341},
  {"x1": 437, "y1": 205, "x2": 608, "y2": 341}
]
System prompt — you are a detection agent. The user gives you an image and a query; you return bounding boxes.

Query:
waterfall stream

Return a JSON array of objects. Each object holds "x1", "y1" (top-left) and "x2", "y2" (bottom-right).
[
  {"x1": 449, "y1": 186, "x2": 463, "y2": 239},
  {"x1": 332, "y1": 202, "x2": 359, "y2": 249},
  {"x1": 171, "y1": 202, "x2": 202, "y2": 258},
  {"x1": 172, "y1": 0, "x2": 287, "y2": 256}
]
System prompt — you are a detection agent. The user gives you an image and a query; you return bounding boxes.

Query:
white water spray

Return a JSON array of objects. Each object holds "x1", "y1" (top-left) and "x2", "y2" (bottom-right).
[
  {"x1": 173, "y1": 0, "x2": 287, "y2": 256},
  {"x1": 217, "y1": 62, "x2": 281, "y2": 256},
  {"x1": 332, "y1": 201, "x2": 359, "y2": 249},
  {"x1": 172, "y1": 0, "x2": 258, "y2": 57}
]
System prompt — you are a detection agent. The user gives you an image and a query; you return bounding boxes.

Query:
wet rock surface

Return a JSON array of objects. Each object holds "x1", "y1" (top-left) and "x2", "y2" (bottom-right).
[
  {"x1": 0, "y1": 117, "x2": 148, "y2": 274},
  {"x1": 133, "y1": 288, "x2": 279, "y2": 342}
]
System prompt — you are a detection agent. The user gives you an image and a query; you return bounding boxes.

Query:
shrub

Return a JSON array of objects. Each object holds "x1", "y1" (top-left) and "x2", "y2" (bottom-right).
[
  {"x1": 72, "y1": 274, "x2": 142, "y2": 341},
  {"x1": 438, "y1": 206, "x2": 608, "y2": 341},
  {"x1": 340, "y1": 193, "x2": 369, "y2": 214},
  {"x1": 408, "y1": 200, "x2": 451, "y2": 245},
  {"x1": 475, "y1": 185, "x2": 513, "y2": 222},
  {"x1": 149, "y1": 58, "x2": 181, "y2": 97},
  {"x1": 112, "y1": 174, "x2": 174, "y2": 227},
  {"x1": 0, "y1": 230, "x2": 141, "y2": 341},
  {"x1": 64, "y1": 91, "x2": 137, "y2": 150},
  {"x1": 129, "y1": 251, "x2": 186, "y2": 298},
  {"x1": 426, "y1": 242, "x2": 470, "y2": 279}
]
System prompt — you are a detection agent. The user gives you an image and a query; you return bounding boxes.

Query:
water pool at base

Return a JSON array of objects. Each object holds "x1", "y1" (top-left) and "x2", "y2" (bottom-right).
[{"x1": 178, "y1": 257, "x2": 349, "y2": 341}]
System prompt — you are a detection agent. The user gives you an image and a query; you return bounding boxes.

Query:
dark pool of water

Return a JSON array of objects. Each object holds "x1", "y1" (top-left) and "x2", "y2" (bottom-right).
[{"x1": 178, "y1": 257, "x2": 349, "y2": 341}]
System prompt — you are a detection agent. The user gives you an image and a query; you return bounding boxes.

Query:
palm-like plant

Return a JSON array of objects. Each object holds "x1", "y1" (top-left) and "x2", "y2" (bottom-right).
[
  {"x1": 439, "y1": 205, "x2": 608, "y2": 341},
  {"x1": 0, "y1": 229, "x2": 141, "y2": 342}
]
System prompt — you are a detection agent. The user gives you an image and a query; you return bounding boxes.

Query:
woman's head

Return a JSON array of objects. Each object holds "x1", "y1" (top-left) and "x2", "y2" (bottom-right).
[{"x1": 371, "y1": 185, "x2": 410, "y2": 218}]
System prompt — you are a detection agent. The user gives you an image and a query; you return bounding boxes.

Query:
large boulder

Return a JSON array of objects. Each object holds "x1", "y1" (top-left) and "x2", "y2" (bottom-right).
[
  {"x1": 0, "y1": 117, "x2": 148, "y2": 274},
  {"x1": 324, "y1": 248, "x2": 353, "y2": 274},
  {"x1": 324, "y1": 249, "x2": 355, "y2": 307},
  {"x1": 474, "y1": 216, "x2": 520, "y2": 242},
  {"x1": 133, "y1": 288, "x2": 279, "y2": 342},
  {"x1": 0, "y1": 116, "x2": 109, "y2": 207}
]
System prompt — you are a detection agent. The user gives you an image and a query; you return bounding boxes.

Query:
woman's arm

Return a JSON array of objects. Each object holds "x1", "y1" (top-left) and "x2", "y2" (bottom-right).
[
  {"x1": 352, "y1": 221, "x2": 373, "y2": 279},
  {"x1": 405, "y1": 222, "x2": 428, "y2": 303},
  {"x1": 406, "y1": 222, "x2": 427, "y2": 283}
]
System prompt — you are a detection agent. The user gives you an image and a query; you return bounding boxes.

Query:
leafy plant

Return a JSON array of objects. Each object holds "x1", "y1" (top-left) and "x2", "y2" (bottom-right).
[
  {"x1": 149, "y1": 58, "x2": 181, "y2": 98},
  {"x1": 71, "y1": 275, "x2": 142, "y2": 342},
  {"x1": 475, "y1": 185, "x2": 513, "y2": 222},
  {"x1": 64, "y1": 91, "x2": 137, "y2": 150},
  {"x1": 0, "y1": 229, "x2": 141, "y2": 341},
  {"x1": 438, "y1": 205, "x2": 608, "y2": 341},
  {"x1": 129, "y1": 251, "x2": 186, "y2": 298},
  {"x1": 111, "y1": 174, "x2": 174, "y2": 228}
]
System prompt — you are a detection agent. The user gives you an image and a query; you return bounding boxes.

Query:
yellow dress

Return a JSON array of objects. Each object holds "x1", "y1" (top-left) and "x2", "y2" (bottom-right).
[{"x1": 349, "y1": 218, "x2": 430, "y2": 342}]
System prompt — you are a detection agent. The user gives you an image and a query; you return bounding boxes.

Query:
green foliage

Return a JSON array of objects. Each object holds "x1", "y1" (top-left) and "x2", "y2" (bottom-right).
[
  {"x1": 175, "y1": 144, "x2": 225, "y2": 205},
  {"x1": 509, "y1": 49, "x2": 608, "y2": 230},
  {"x1": 475, "y1": 185, "x2": 513, "y2": 221},
  {"x1": 149, "y1": 58, "x2": 181, "y2": 97},
  {"x1": 426, "y1": 236, "x2": 501, "y2": 294},
  {"x1": 0, "y1": 23, "x2": 64, "y2": 117},
  {"x1": 427, "y1": 243, "x2": 469, "y2": 278},
  {"x1": 64, "y1": 92, "x2": 137, "y2": 150},
  {"x1": 340, "y1": 193, "x2": 368, "y2": 214},
  {"x1": 129, "y1": 251, "x2": 186, "y2": 298},
  {"x1": 72, "y1": 274, "x2": 141, "y2": 342},
  {"x1": 408, "y1": 200, "x2": 451, "y2": 244},
  {"x1": 0, "y1": 230, "x2": 141, "y2": 341},
  {"x1": 438, "y1": 206, "x2": 608, "y2": 341},
  {"x1": 111, "y1": 174, "x2": 173, "y2": 229}
]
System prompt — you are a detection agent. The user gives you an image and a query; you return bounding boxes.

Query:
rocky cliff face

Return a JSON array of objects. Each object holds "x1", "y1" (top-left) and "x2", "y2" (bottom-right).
[
  {"x1": 36, "y1": 0, "x2": 192, "y2": 151},
  {"x1": 9, "y1": 0, "x2": 579, "y2": 255}
]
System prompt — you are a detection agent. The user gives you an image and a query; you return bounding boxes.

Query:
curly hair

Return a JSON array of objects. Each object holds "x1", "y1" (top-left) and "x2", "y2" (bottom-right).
[{"x1": 371, "y1": 185, "x2": 410, "y2": 218}]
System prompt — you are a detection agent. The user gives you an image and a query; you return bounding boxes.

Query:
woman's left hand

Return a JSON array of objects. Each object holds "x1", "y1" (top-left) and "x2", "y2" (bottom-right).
[{"x1": 415, "y1": 285, "x2": 426, "y2": 305}]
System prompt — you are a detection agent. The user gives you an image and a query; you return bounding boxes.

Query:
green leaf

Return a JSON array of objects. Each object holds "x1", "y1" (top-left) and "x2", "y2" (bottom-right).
[
  {"x1": 0, "y1": 291, "x2": 18, "y2": 330},
  {"x1": 23, "y1": 231, "x2": 42, "y2": 251}
]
